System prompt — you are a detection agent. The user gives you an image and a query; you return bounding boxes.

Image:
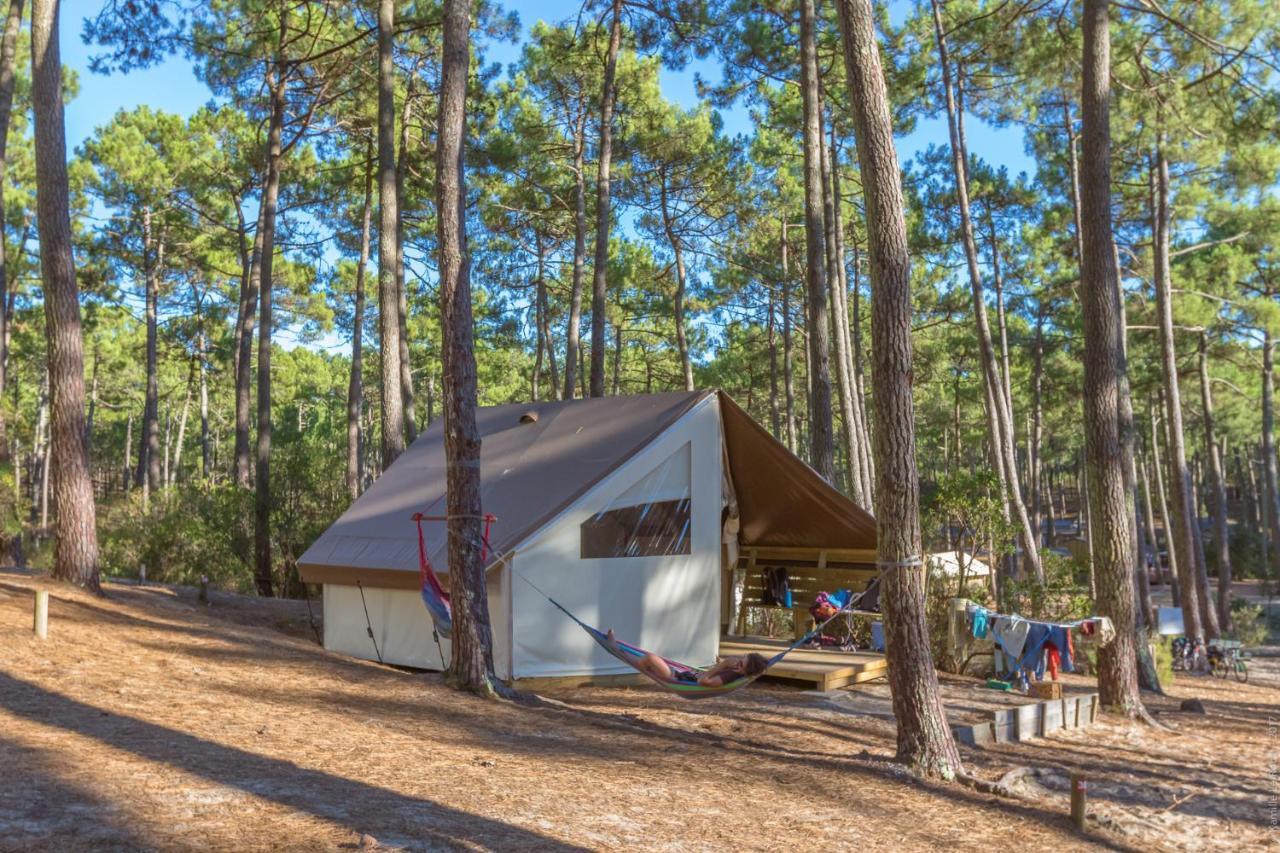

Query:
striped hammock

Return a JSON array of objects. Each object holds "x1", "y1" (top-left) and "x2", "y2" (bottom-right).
[
  {"x1": 414, "y1": 513, "x2": 497, "y2": 641},
  {"x1": 537, "y1": 592, "x2": 861, "y2": 699}
]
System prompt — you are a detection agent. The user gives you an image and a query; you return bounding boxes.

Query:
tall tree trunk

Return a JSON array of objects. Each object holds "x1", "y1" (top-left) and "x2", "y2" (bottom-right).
[
  {"x1": 396, "y1": 84, "x2": 417, "y2": 443},
  {"x1": 837, "y1": 186, "x2": 873, "y2": 505},
  {"x1": 171, "y1": 359, "x2": 193, "y2": 487},
  {"x1": 1151, "y1": 410, "x2": 1180, "y2": 604},
  {"x1": 138, "y1": 206, "x2": 161, "y2": 495},
  {"x1": 767, "y1": 287, "x2": 781, "y2": 436},
  {"x1": 1030, "y1": 316, "x2": 1045, "y2": 546},
  {"x1": 850, "y1": 245, "x2": 874, "y2": 494},
  {"x1": 1079, "y1": 0, "x2": 1142, "y2": 715},
  {"x1": 534, "y1": 239, "x2": 559, "y2": 399},
  {"x1": 1146, "y1": 455, "x2": 1167, "y2": 594},
  {"x1": 31, "y1": 0, "x2": 100, "y2": 592},
  {"x1": 823, "y1": 128, "x2": 863, "y2": 499},
  {"x1": 986, "y1": 208, "x2": 1015, "y2": 439},
  {"x1": 1197, "y1": 332, "x2": 1232, "y2": 631},
  {"x1": 1150, "y1": 146, "x2": 1207, "y2": 640},
  {"x1": 799, "y1": 0, "x2": 834, "y2": 482},
  {"x1": 1263, "y1": 327, "x2": 1280, "y2": 584},
  {"x1": 197, "y1": 321, "x2": 209, "y2": 480},
  {"x1": 563, "y1": 114, "x2": 587, "y2": 401},
  {"x1": 253, "y1": 68, "x2": 287, "y2": 599},
  {"x1": 781, "y1": 222, "x2": 797, "y2": 451},
  {"x1": 659, "y1": 173, "x2": 695, "y2": 391},
  {"x1": 122, "y1": 412, "x2": 132, "y2": 492},
  {"x1": 85, "y1": 346, "x2": 98, "y2": 453},
  {"x1": 930, "y1": 0, "x2": 1041, "y2": 581},
  {"x1": 611, "y1": 322, "x2": 623, "y2": 395},
  {"x1": 0, "y1": 0, "x2": 23, "y2": 465},
  {"x1": 1114, "y1": 243, "x2": 1159, "y2": 690},
  {"x1": 437, "y1": 0, "x2": 500, "y2": 695},
  {"x1": 377, "y1": 0, "x2": 406, "y2": 466},
  {"x1": 348, "y1": 151, "x2": 373, "y2": 501},
  {"x1": 589, "y1": 0, "x2": 622, "y2": 398},
  {"x1": 836, "y1": 0, "x2": 961, "y2": 778},
  {"x1": 233, "y1": 200, "x2": 263, "y2": 488}
]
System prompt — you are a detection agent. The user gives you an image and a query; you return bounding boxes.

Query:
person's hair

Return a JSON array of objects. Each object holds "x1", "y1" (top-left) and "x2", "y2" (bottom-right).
[{"x1": 742, "y1": 653, "x2": 769, "y2": 678}]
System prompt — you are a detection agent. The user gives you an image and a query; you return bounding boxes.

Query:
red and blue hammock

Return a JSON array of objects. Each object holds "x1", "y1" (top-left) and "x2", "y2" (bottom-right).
[{"x1": 414, "y1": 512, "x2": 495, "y2": 641}]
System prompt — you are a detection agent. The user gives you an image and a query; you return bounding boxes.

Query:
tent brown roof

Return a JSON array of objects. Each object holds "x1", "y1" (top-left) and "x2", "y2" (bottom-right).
[{"x1": 298, "y1": 390, "x2": 875, "y2": 589}]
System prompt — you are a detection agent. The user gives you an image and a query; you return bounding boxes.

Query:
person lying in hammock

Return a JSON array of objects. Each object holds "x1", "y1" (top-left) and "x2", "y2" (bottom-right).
[{"x1": 606, "y1": 630, "x2": 769, "y2": 686}]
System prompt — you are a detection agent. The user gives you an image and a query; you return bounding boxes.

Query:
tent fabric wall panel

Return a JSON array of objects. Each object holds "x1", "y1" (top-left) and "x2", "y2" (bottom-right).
[
  {"x1": 510, "y1": 397, "x2": 722, "y2": 679},
  {"x1": 321, "y1": 576, "x2": 511, "y2": 679},
  {"x1": 717, "y1": 391, "x2": 876, "y2": 549}
]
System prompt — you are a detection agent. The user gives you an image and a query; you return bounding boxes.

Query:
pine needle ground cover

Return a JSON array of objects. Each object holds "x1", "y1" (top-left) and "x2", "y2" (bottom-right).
[{"x1": 0, "y1": 568, "x2": 1273, "y2": 851}]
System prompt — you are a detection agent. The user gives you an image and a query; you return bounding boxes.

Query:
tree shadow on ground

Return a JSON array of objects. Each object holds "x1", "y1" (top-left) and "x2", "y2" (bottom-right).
[
  {"x1": 0, "y1": 736, "x2": 153, "y2": 849},
  {"x1": 0, "y1": 672, "x2": 590, "y2": 851}
]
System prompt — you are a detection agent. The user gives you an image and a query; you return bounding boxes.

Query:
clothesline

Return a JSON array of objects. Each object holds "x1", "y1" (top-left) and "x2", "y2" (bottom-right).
[{"x1": 962, "y1": 601, "x2": 1115, "y2": 682}]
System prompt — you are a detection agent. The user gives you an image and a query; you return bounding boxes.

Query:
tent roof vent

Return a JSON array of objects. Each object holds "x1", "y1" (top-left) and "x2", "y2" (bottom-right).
[{"x1": 519, "y1": 411, "x2": 539, "y2": 424}]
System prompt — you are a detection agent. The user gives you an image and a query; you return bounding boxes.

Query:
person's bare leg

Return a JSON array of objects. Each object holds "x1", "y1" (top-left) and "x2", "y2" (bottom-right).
[{"x1": 607, "y1": 630, "x2": 675, "y2": 681}]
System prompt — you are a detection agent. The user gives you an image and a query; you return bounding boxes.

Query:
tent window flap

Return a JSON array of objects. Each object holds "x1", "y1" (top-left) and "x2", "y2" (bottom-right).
[{"x1": 581, "y1": 443, "x2": 691, "y2": 558}]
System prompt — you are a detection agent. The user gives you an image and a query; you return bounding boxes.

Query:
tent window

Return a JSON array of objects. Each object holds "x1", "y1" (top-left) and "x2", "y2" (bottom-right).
[{"x1": 581, "y1": 443, "x2": 692, "y2": 558}]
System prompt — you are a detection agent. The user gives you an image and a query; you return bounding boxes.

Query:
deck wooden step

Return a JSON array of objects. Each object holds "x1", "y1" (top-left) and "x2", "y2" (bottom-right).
[{"x1": 721, "y1": 636, "x2": 888, "y2": 691}]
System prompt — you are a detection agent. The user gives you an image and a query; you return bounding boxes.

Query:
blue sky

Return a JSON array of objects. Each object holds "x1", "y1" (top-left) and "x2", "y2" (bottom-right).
[{"x1": 61, "y1": 0, "x2": 1033, "y2": 177}]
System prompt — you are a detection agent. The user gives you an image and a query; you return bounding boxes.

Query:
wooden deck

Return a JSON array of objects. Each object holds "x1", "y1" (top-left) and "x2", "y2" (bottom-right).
[{"x1": 721, "y1": 636, "x2": 888, "y2": 691}]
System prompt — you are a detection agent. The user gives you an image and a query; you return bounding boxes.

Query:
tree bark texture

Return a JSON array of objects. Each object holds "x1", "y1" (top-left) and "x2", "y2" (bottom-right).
[
  {"x1": 1197, "y1": 333, "x2": 1232, "y2": 631},
  {"x1": 1079, "y1": 0, "x2": 1143, "y2": 715},
  {"x1": 395, "y1": 85, "x2": 417, "y2": 443},
  {"x1": 233, "y1": 201, "x2": 263, "y2": 488},
  {"x1": 799, "y1": 0, "x2": 834, "y2": 483},
  {"x1": 253, "y1": 69, "x2": 286, "y2": 598},
  {"x1": 31, "y1": 0, "x2": 100, "y2": 593},
  {"x1": 563, "y1": 115, "x2": 587, "y2": 401},
  {"x1": 1150, "y1": 147, "x2": 1207, "y2": 639},
  {"x1": 823, "y1": 128, "x2": 863, "y2": 500},
  {"x1": 348, "y1": 151, "x2": 373, "y2": 500},
  {"x1": 1263, "y1": 329, "x2": 1280, "y2": 583},
  {"x1": 377, "y1": 0, "x2": 406, "y2": 466},
  {"x1": 589, "y1": 0, "x2": 622, "y2": 398},
  {"x1": 836, "y1": 0, "x2": 961, "y2": 778},
  {"x1": 659, "y1": 173, "x2": 694, "y2": 391},
  {"x1": 0, "y1": 0, "x2": 23, "y2": 463},
  {"x1": 138, "y1": 206, "x2": 161, "y2": 495},
  {"x1": 437, "y1": 0, "x2": 500, "y2": 695}
]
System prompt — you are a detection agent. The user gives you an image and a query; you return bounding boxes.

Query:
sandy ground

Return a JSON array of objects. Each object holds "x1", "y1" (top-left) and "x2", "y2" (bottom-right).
[{"x1": 0, "y1": 569, "x2": 1276, "y2": 852}]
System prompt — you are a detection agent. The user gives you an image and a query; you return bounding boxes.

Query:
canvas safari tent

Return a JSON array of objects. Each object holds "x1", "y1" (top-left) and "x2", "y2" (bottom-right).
[{"x1": 298, "y1": 389, "x2": 877, "y2": 684}]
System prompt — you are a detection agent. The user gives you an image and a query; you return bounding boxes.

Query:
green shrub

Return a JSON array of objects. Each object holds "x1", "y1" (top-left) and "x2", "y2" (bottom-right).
[{"x1": 1228, "y1": 598, "x2": 1271, "y2": 647}]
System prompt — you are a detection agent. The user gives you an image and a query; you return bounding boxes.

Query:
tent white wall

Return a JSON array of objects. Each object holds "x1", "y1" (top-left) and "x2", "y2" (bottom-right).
[
  {"x1": 928, "y1": 550, "x2": 993, "y2": 578},
  {"x1": 322, "y1": 570, "x2": 512, "y2": 678},
  {"x1": 509, "y1": 394, "x2": 721, "y2": 679}
]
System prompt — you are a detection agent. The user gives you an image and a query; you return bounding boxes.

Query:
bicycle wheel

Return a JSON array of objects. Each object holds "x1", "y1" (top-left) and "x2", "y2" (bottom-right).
[{"x1": 1234, "y1": 661, "x2": 1248, "y2": 684}]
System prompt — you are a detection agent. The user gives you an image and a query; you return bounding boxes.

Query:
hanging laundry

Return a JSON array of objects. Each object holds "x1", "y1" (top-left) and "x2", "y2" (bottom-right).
[
  {"x1": 1045, "y1": 644, "x2": 1062, "y2": 681},
  {"x1": 1047, "y1": 624, "x2": 1074, "y2": 672},
  {"x1": 991, "y1": 615, "x2": 1031, "y2": 659},
  {"x1": 971, "y1": 606, "x2": 990, "y2": 640}
]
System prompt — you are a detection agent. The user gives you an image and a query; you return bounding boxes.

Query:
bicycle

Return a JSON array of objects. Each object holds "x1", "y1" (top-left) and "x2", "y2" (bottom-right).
[
  {"x1": 1172, "y1": 636, "x2": 1210, "y2": 675},
  {"x1": 1208, "y1": 641, "x2": 1249, "y2": 683}
]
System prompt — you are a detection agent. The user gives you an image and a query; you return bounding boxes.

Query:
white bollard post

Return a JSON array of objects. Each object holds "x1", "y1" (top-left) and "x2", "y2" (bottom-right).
[{"x1": 33, "y1": 590, "x2": 48, "y2": 640}]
